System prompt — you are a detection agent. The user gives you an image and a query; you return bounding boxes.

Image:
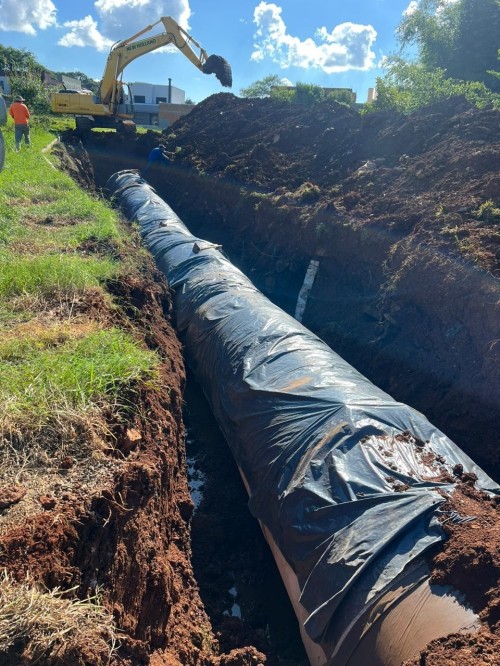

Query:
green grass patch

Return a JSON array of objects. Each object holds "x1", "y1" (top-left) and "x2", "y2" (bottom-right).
[
  {"x1": 0, "y1": 328, "x2": 159, "y2": 427},
  {"x1": 0, "y1": 124, "x2": 125, "y2": 254},
  {"x1": 0, "y1": 252, "x2": 118, "y2": 298},
  {"x1": 0, "y1": 122, "x2": 162, "y2": 442}
]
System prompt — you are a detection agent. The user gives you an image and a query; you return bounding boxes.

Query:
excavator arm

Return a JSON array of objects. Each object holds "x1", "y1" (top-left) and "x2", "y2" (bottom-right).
[{"x1": 99, "y1": 16, "x2": 232, "y2": 106}]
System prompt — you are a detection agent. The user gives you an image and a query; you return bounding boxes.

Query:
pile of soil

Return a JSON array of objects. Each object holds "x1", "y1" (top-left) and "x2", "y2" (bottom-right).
[{"x1": 51, "y1": 93, "x2": 500, "y2": 665}]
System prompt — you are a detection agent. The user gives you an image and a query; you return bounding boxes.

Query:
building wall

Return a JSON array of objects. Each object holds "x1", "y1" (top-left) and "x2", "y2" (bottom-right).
[
  {"x1": 129, "y1": 82, "x2": 185, "y2": 105},
  {"x1": 0, "y1": 76, "x2": 11, "y2": 95},
  {"x1": 158, "y1": 102, "x2": 194, "y2": 129}
]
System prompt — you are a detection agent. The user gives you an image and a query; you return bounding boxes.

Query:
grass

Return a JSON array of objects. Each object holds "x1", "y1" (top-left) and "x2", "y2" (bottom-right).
[
  {"x1": 0, "y1": 252, "x2": 119, "y2": 298},
  {"x1": 0, "y1": 572, "x2": 118, "y2": 664},
  {"x1": 0, "y1": 122, "x2": 125, "y2": 254},
  {"x1": 0, "y1": 117, "x2": 166, "y2": 665},
  {"x1": 0, "y1": 327, "x2": 159, "y2": 430},
  {"x1": 0, "y1": 120, "x2": 162, "y2": 443}
]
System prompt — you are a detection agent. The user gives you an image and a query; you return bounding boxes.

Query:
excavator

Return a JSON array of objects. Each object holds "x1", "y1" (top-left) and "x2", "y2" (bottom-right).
[{"x1": 50, "y1": 16, "x2": 232, "y2": 133}]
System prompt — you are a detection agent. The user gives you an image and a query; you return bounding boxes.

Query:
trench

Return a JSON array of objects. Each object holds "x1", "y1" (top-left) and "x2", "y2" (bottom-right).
[
  {"x1": 183, "y1": 372, "x2": 308, "y2": 665},
  {"x1": 56, "y1": 135, "x2": 499, "y2": 664}
]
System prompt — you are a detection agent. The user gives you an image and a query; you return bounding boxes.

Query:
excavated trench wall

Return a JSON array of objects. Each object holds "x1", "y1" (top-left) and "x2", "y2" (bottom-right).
[
  {"x1": 71, "y1": 127, "x2": 498, "y2": 476},
  {"x1": 138, "y1": 166, "x2": 500, "y2": 481}
]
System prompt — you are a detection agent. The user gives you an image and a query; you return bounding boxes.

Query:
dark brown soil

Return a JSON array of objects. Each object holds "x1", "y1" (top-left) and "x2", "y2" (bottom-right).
[{"x1": 50, "y1": 93, "x2": 500, "y2": 666}]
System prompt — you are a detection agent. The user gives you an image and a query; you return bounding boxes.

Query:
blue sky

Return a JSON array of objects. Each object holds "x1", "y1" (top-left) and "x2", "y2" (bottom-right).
[{"x1": 0, "y1": 0, "x2": 434, "y2": 102}]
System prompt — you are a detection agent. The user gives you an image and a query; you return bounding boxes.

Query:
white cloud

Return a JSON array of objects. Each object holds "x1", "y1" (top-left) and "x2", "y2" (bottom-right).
[
  {"x1": 0, "y1": 0, "x2": 57, "y2": 35},
  {"x1": 251, "y1": 2, "x2": 377, "y2": 73},
  {"x1": 57, "y1": 0, "x2": 192, "y2": 52},
  {"x1": 403, "y1": 1, "x2": 419, "y2": 16},
  {"x1": 94, "y1": 0, "x2": 191, "y2": 41},
  {"x1": 404, "y1": 0, "x2": 460, "y2": 17},
  {"x1": 58, "y1": 16, "x2": 113, "y2": 52}
]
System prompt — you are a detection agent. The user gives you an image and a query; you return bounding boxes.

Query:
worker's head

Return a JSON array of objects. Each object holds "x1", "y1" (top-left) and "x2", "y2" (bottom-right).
[{"x1": 15, "y1": 95, "x2": 25, "y2": 102}]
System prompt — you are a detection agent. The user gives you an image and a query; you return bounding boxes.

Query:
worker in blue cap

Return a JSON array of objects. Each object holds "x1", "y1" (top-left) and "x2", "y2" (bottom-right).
[{"x1": 141, "y1": 145, "x2": 173, "y2": 178}]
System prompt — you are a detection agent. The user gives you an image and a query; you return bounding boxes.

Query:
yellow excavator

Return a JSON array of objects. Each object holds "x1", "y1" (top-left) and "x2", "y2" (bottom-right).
[{"x1": 50, "y1": 16, "x2": 232, "y2": 133}]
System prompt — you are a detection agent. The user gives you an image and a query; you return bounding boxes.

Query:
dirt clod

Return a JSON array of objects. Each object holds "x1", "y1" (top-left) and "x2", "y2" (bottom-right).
[{"x1": 0, "y1": 485, "x2": 26, "y2": 509}]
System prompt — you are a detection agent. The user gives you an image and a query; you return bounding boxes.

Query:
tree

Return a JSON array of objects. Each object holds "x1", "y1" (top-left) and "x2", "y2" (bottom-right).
[
  {"x1": 0, "y1": 45, "x2": 50, "y2": 111},
  {"x1": 374, "y1": 57, "x2": 500, "y2": 113},
  {"x1": 0, "y1": 45, "x2": 42, "y2": 76},
  {"x1": 397, "y1": 0, "x2": 500, "y2": 92},
  {"x1": 240, "y1": 74, "x2": 284, "y2": 98},
  {"x1": 450, "y1": 0, "x2": 500, "y2": 91}
]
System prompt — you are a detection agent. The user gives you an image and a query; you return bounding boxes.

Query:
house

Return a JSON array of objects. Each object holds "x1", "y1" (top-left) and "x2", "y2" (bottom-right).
[{"x1": 129, "y1": 79, "x2": 185, "y2": 127}]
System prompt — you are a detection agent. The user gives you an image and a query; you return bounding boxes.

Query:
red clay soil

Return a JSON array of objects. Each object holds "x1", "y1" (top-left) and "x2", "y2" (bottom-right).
[
  {"x1": 403, "y1": 481, "x2": 500, "y2": 666},
  {"x1": 52, "y1": 94, "x2": 500, "y2": 666}
]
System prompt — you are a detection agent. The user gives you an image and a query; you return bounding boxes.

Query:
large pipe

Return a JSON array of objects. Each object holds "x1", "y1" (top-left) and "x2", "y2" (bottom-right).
[{"x1": 108, "y1": 171, "x2": 498, "y2": 665}]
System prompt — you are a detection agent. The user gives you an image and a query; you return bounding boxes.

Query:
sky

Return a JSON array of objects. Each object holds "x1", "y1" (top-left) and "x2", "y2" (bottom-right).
[{"x1": 0, "y1": 0, "x2": 451, "y2": 103}]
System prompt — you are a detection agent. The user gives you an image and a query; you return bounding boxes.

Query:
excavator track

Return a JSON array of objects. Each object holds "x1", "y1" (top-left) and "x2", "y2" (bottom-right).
[{"x1": 203, "y1": 55, "x2": 232, "y2": 88}]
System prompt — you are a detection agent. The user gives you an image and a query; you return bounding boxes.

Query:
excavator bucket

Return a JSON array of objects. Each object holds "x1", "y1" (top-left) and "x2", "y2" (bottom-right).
[{"x1": 202, "y1": 55, "x2": 232, "y2": 88}]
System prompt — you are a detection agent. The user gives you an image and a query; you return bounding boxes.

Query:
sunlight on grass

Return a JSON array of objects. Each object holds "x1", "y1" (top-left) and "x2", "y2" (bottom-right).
[
  {"x1": 0, "y1": 124, "x2": 162, "y2": 441},
  {"x1": 0, "y1": 252, "x2": 118, "y2": 298},
  {"x1": 0, "y1": 125, "x2": 124, "y2": 255},
  {"x1": 0, "y1": 328, "x2": 160, "y2": 427}
]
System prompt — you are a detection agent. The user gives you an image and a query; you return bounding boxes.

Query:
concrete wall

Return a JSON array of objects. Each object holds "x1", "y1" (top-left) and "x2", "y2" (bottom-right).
[
  {"x1": 158, "y1": 102, "x2": 195, "y2": 129},
  {"x1": 0, "y1": 76, "x2": 11, "y2": 95}
]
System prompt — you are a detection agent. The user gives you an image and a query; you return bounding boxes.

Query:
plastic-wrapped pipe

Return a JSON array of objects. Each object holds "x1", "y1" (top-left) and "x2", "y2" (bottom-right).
[{"x1": 108, "y1": 171, "x2": 498, "y2": 665}]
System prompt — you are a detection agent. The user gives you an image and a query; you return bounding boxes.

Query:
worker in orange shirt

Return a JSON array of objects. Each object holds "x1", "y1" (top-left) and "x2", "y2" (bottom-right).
[{"x1": 9, "y1": 95, "x2": 30, "y2": 151}]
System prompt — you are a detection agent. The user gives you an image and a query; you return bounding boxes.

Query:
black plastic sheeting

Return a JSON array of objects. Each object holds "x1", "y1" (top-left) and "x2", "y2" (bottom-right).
[{"x1": 108, "y1": 171, "x2": 499, "y2": 660}]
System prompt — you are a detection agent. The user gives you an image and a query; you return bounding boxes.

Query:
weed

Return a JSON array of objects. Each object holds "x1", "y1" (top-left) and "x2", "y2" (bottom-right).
[
  {"x1": 292, "y1": 182, "x2": 321, "y2": 202},
  {"x1": 475, "y1": 200, "x2": 500, "y2": 223}
]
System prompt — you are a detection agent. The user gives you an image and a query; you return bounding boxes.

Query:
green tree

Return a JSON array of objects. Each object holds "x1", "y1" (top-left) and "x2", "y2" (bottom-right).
[
  {"x1": 240, "y1": 74, "x2": 284, "y2": 98},
  {"x1": 0, "y1": 44, "x2": 50, "y2": 111},
  {"x1": 450, "y1": 0, "x2": 500, "y2": 90},
  {"x1": 0, "y1": 45, "x2": 42, "y2": 75},
  {"x1": 8, "y1": 70, "x2": 51, "y2": 113},
  {"x1": 398, "y1": 0, "x2": 500, "y2": 92},
  {"x1": 374, "y1": 57, "x2": 500, "y2": 113}
]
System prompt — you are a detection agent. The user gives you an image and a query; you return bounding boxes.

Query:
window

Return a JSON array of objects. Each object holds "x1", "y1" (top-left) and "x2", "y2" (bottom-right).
[
  {"x1": 156, "y1": 97, "x2": 167, "y2": 104},
  {"x1": 134, "y1": 95, "x2": 146, "y2": 103}
]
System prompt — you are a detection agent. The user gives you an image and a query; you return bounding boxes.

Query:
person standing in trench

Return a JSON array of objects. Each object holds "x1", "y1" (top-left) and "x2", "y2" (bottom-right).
[
  {"x1": 9, "y1": 95, "x2": 30, "y2": 152},
  {"x1": 141, "y1": 145, "x2": 173, "y2": 178}
]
